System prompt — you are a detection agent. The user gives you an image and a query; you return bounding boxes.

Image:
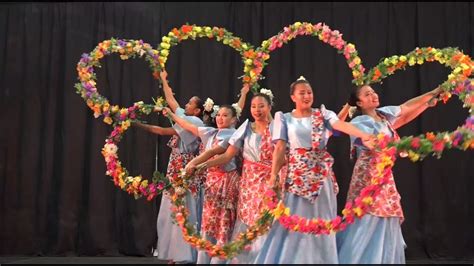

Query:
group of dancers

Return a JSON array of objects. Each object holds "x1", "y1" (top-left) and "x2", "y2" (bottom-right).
[{"x1": 134, "y1": 70, "x2": 442, "y2": 264}]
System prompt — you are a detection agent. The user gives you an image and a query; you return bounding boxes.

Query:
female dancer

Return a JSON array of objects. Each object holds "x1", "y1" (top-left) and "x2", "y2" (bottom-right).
[
  {"x1": 336, "y1": 84, "x2": 441, "y2": 263},
  {"x1": 253, "y1": 76, "x2": 375, "y2": 264}
]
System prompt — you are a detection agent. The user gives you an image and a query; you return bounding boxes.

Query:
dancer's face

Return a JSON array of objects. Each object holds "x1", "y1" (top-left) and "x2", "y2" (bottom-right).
[
  {"x1": 356, "y1": 85, "x2": 380, "y2": 110},
  {"x1": 250, "y1": 96, "x2": 271, "y2": 122},
  {"x1": 184, "y1": 96, "x2": 201, "y2": 117},
  {"x1": 291, "y1": 83, "x2": 313, "y2": 110},
  {"x1": 215, "y1": 107, "x2": 236, "y2": 129}
]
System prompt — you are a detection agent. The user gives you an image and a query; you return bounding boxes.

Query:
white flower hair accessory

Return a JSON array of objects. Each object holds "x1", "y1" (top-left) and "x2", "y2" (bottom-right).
[
  {"x1": 210, "y1": 105, "x2": 220, "y2": 118},
  {"x1": 232, "y1": 103, "x2": 242, "y2": 119},
  {"x1": 297, "y1": 75, "x2": 307, "y2": 81},
  {"x1": 203, "y1": 97, "x2": 215, "y2": 112},
  {"x1": 348, "y1": 106, "x2": 358, "y2": 119},
  {"x1": 259, "y1": 88, "x2": 274, "y2": 106}
]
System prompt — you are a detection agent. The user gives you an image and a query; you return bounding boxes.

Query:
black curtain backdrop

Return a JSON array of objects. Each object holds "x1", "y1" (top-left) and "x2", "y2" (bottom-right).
[{"x1": 0, "y1": 2, "x2": 473, "y2": 260}]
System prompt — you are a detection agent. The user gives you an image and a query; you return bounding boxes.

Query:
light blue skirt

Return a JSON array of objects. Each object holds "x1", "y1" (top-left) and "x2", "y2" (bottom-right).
[
  {"x1": 253, "y1": 177, "x2": 339, "y2": 264},
  {"x1": 336, "y1": 214, "x2": 406, "y2": 264},
  {"x1": 154, "y1": 190, "x2": 202, "y2": 263}
]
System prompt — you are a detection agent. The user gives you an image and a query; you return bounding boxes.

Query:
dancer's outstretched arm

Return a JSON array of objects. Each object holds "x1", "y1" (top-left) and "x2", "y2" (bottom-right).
[
  {"x1": 393, "y1": 87, "x2": 442, "y2": 129},
  {"x1": 332, "y1": 121, "x2": 376, "y2": 148},
  {"x1": 163, "y1": 107, "x2": 199, "y2": 136},
  {"x1": 133, "y1": 121, "x2": 176, "y2": 135},
  {"x1": 160, "y1": 70, "x2": 180, "y2": 112},
  {"x1": 236, "y1": 84, "x2": 250, "y2": 110}
]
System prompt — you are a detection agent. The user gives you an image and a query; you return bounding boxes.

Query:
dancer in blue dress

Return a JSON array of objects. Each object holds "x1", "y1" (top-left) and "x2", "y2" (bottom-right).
[
  {"x1": 252, "y1": 76, "x2": 375, "y2": 264},
  {"x1": 337, "y1": 84, "x2": 442, "y2": 264}
]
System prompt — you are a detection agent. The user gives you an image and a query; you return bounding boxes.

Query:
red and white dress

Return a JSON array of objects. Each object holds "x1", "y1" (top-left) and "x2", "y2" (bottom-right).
[
  {"x1": 197, "y1": 127, "x2": 239, "y2": 245},
  {"x1": 338, "y1": 105, "x2": 406, "y2": 264}
]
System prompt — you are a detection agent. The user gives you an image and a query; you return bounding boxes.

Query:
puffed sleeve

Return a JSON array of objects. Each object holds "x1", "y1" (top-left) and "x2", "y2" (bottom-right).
[
  {"x1": 271, "y1": 111, "x2": 288, "y2": 143},
  {"x1": 320, "y1": 104, "x2": 339, "y2": 129},
  {"x1": 377, "y1": 105, "x2": 402, "y2": 125},
  {"x1": 173, "y1": 107, "x2": 204, "y2": 145},
  {"x1": 229, "y1": 119, "x2": 250, "y2": 149},
  {"x1": 198, "y1": 126, "x2": 217, "y2": 147},
  {"x1": 215, "y1": 128, "x2": 236, "y2": 149}
]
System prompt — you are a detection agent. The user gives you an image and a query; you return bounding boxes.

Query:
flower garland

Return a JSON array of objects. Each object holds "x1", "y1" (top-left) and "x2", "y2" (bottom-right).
[
  {"x1": 362, "y1": 47, "x2": 474, "y2": 160},
  {"x1": 267, "y1": 134, "x2": 396, "y2": 234},
  {"x1": 168, "y1": 169, "x2": 275, "y2": 259},
  {"x1": 76, "y1": 39, "x2": 172, "y2": 201},
  {"x1": 75, "y1": 39, "x2": 161, "y2": 126},
  {"x1": 250, "y1": 22, "x2": 366, "y2": 86},
  {"x1": 157, "y1": 24, "x2": 262, "y2": 93},
  {"x1": 249, "y1": 26, "x2": 474, "y2": 235},
  {"x1": 100, "y1": 97, "x2": 170, "y2": 201}
]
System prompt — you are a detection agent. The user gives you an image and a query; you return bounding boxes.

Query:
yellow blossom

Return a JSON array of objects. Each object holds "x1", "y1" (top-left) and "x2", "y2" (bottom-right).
[
  {"x1": 160, "y1": 49, "x2": 169, "y2": 57},
  {"x1": 353, "y1": 57, "x2": 361, "y2": 65},
  {"x1": 362, "y1": 196, "x2": 373, "y2": 205},
  {"x1": 342, "y1": 208, "x2": 351, "y2": 216},
  {"x1": 461, "y1": 63, "x2": 470, "y2": 70},
  {"x1": 103, "y1": 116, "x2": 113, "y2": 125},
  {"x1": 120, "y1": 108, "x2": 128, "y2": 116},
  {"x1": 353, "y1": 207, "x2": 363, "y2": 217},
  {"x1": 119, "y1": 179, "x2": 126, "y2": 189},
  {"x1": 408, "y1": 150, "x2": 420, "y2": 162},
  {"x1": 111, "y1": 105, "x2": 119, "y2": 113},
  {"x1": 122, "y1": 120, "x2": 131, "y2": 130},
  {"x1": 140, "y1": 180, "x2": 149, "y2": 188},
  {"x1": 399, "y1": 56, "x2": 407, "y2": 62}
]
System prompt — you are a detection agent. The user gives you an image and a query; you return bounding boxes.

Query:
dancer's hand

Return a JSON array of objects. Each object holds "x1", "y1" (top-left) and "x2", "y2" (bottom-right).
[
  {"x1": 267, "y1": 175, "x2": 280, "y2": 190},
  {"x1": 361, "y1": 134, "x2": 377, "y2": 150},
  {"x1": 241, "y1": 84, "x2": 250, "y2": 95},
  {"x1": 160, "y1": 69, "x2": 168, "y2": 81},
  {"x1": 162, "y1": 107, "x2": 171, "y2": 116},
  {"x1": 185, "y1": 162, "x2": 197, "y2": 175},
  {"x1": 426, "y1": 86, "x2": 442, "y2": 107}
]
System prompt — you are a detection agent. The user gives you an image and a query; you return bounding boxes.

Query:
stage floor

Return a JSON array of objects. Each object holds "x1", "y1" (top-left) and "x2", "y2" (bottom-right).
[{"x1": 1, "y1": 257, "x2": 474, "y2": 264}]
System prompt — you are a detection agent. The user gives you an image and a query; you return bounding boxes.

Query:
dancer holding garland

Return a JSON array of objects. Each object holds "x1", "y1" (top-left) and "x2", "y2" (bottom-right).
[
  {"x1": 134, "y1": 70, "x2": 205, "y2": 264},
  {"x1": 164, "y1": 85, "x2": 249, "y2": 264},
  {"x1": 254, "y1": 76, "x2": 375, "y2": 264},
  {"x1": 196, "y1": 90, "x2": 285, "y2": 263},
  {"x1": 336, "y1": 84, "x2": 442, "y2": 264}
]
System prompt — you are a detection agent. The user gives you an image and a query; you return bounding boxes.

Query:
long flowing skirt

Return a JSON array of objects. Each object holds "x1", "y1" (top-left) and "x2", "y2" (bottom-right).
[
  {"x1": 253, "y1": 177, "x2": 339, "y2": 264},
  {"x1": 337, "y1": 214, "x2": 406, "y2": 264},
  {"x1": 154, "y1": 191, "x2": 202, "y2": 263}
]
